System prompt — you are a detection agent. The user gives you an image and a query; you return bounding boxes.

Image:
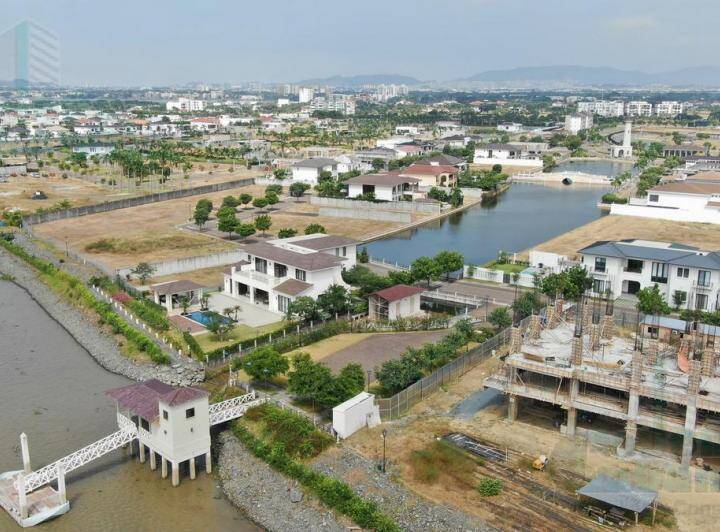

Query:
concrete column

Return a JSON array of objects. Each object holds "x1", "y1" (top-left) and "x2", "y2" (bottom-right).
[
  {"x1": 601, "y1": 314, "x2": 614, "y2": 340},
  {"x1": 161, "y1": 457, "x2": 168, "y2": 479},
  {"x1": 509, "y1": 326, "x2": 522, "y2": 354},
  {"x1": 625, "y1": 421, "x2": 638, "y2": 454},
  {"x1": 529, "y1": 314, "x2": 541, "y2": 340},
  {"x1": 545, "y1": 306, "x2": 556, "y2": 329},
  {"x1": 139, "y1": 441, "x2": 145, "y2": 463},
  {"x1": 566, "y1": 408, "x2": 577, "y2": 437},
  {"x1": 205, "y1": 451, "x2": 212, "y2": 474},
  {"x1": 17, "y1": 474, "x2": 28, "y2": 520},
  {"x1": 57, "y1": 463, "x2": 66, "y2": 505},
  {"x1": 508, "y1": 395, "x2": 518, "y2": 421},
  {"x1": 20, "y1": 433, "x2": 31, "y2": 474},
  {"x1": 150, "y1": 450, "x2": 157, "y2": 471},
  {"x1": 589, "y1": 324, "x2": 600, "y2": 351},
  {"x1": 189, "y1": 457, "x2": 196, "y2": 480},
  {"x1": 701, "y1": 348, "x2": 715, "y2": 377},
  {"x1": 645, "y1": 340, "x2": 658, "y2": 366},
  {"x1": 571, "y1": 336, "x2": 583, "y2": 366},
  {"x1": 171, "y1": 461, "x2": 179, "y2": 487},
  {"x1": 682, "y1": 404, "x2": 697, "y2": 466}
]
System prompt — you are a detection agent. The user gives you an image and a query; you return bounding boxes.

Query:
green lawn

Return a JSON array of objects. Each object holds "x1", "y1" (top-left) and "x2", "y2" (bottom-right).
[
  {"x1": 195, "y1": 320, "x2": 287, "y2": 351},
  {"x1": 482, "y1": 261, "x2": 527, "y2": 274}
]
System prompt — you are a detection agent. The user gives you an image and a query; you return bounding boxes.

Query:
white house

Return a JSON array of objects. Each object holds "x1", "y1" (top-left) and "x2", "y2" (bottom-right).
[
  {"x1": 166, "y1": 98, "x2": 205, "y2": 112},
  {"x1": 497, "y1": 122, "x2": 523, "y2": 133},
  {"x1": 368, "y1": 284, "x2": 425, "y2": 320},
  {"x1": 376, "y1": 136, "x2": 412, "y2": 150},
  {"x1": 72, "y1": 145, "x2": 115, "y2": 156},
  {"x1": 473, "y1": 143, "x2": 543, "y2": 168},
  {"x1": 345, "y1": 173, "x2": 419, "y2": 201},
  {"x1": 655, "y1": 101, "x2": 684, "y2": 117},
  {"x1": 290, "y1": 157, "x2": 339, "y2": 184},
  {"x1": 222, "y1": 234, "x2": 358, "y2": 315},
  {"x1": 141, "y1": 122, "x2": 180, "y2": 137},
  {"x1": 564, "y1": 112, "x2": 593, "y2": 135},
  {"x1": 189, "y1": 117, "x2": 220, "y2": 132},
  {"x1": 579, "y1": 239, "x2": 720, "y2": 311}
]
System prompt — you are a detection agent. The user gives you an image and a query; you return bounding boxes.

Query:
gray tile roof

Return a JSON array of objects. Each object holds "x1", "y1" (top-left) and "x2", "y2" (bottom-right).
[
  {"x1": 579, "y1": 240, "x2": 720, "y2": 270},
  {"x1": 292, "y1": 235, "x2": 359, "y2": 250},
  {"x1": 240, "y1": 242, "x2": 345, "y2": 271},
  {"x1": 292, "y1": 157, "x2": 338, "y2": 169}
]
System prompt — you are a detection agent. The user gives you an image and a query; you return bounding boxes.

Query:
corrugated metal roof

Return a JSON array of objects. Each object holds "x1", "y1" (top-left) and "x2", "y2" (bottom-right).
[{"x1": 577, "y1": 474, "x2": 657, "y2": 513}]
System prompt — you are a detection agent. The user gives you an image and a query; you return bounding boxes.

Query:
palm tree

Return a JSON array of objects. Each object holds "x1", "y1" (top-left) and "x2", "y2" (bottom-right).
[{"x1": 232, "y1": 305, "x2": 242, "y2": 321}]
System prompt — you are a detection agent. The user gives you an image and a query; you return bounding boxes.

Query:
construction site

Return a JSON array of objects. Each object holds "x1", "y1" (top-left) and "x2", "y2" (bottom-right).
[{"x1": 485, "y1": 296, "x2": 720, "y2": 467}]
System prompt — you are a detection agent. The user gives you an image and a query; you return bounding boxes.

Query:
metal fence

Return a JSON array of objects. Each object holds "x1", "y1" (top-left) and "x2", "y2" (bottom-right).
[{"x1": 376, "y1": 312, "x2": 537, "y2": 420}]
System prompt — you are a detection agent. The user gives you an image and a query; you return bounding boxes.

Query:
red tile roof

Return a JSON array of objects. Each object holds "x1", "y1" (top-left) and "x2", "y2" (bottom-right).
[
  {"x1": 400, "y1": 164, "x2": 457, "y2": 175},
  {"x1": 371, "y1": 284, "x2": 425, "y2": 303},
  {"x1": 105, "y1": 379, "x2": 208, "y2": 421}
]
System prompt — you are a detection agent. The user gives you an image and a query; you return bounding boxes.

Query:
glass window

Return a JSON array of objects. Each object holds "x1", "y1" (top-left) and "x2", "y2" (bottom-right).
[
  {"x1": 295, "y1": 269, "x2": 306, "y2": 281},
  {"x1": 696, "y1": 293, "x2": 708, "y2": 310},
  {"x1": 278, "y1": 295, "x2": 290, "y2": 313},
  {"x1": 342, "y1": 246, "x2": 347, "y2": 257},
  {"x1": 677, "y1": 267, "x2": 689, "y2": 278},
  {"x1": 162, "y1": 410, "x2": 168, "y2": 420},
  {"x1": 651, "y1": 262, "x2": 668, "y2": 283},
  {"x1": 698, "y1": 270, "x2": 711, "y2": 287},
  {"x1": 594, "y1": 257, "x2": 606, "y2": 272},
  {"x1": 185, "y1": 407, "x2": 195, "y2": 419},
  {"x1": 141, "y1": 418, "x2": 150, "y2": 431},
  {"x1": 255, "y1": 258, "x2": 267, "y2": 274},
  {"x1": 649, "y1": 194, "x2": 659, "y2": 202}
]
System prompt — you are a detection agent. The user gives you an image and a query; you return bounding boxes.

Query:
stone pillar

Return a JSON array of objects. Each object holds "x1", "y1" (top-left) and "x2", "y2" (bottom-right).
[
  {"x1": 139, "y1": 441, "x2": 145, "y2": 463},
  {"x1": 571, "y1": 336, "x2": 583, "y2": 366},
  {"x1": 161, "y1": 457, "x2": 168, "y2": 479},
  {"x1": 508, "y1": 395, "x2": 518, "y2": 421},
  {"x1": 17, "y1": 474, "x2": 28, "y2": 520},
  {"x1": 567, "y1": 376, "x2": 579, "y2": 436},
  {"x1": 171, "y1": 461, "x2": 180, "y2": 487},
  {"x1": 601, "y1": 314, "x2": 614, "y2": 340},
  {"x1": 20, "y1": 433, "x2": 31, "y2": 474},
  {"x1": 189, "y1": 457, "x2": 196, "y2": 480},
  {"x1": 682, "y1": 361, "x2": 702, "y2": 465},
  {"x1": 205, "y1": 451, "x2": 212, "y2": 474},
  {"x1": 57, "y1": 463, "x2": 67, "y2": 505},
  {"x1": 625, "y1": 421, "x2": 638, "y2": 454},
  {"x1": 150, "y1": 450, "x2": 157, "y2": 471}
]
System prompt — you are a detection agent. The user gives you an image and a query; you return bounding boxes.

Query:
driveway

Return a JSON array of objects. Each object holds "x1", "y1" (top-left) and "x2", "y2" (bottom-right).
[{"x1": 207, "y1": 292, "x2": 281, "y2": 327}]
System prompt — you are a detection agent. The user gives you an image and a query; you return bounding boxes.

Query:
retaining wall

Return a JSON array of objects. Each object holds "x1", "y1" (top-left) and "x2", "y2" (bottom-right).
[
  {"x1": 318, "y1": 207, "x2": 411, "y2": 222},
  {"x1": 24, "y1": 177, "x2": 255, "y2": 225},
  {"x1": 116, "y1": 249, "x2": 248, "y2": 278},
  {"x1": 310, "y1": 195, "x2": 441, "y2": 214}
]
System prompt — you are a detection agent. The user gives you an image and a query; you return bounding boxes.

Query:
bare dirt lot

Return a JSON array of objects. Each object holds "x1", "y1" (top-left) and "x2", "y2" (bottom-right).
[{"x1": 525, "y1": 215, "x2": 720, "y2": 260}]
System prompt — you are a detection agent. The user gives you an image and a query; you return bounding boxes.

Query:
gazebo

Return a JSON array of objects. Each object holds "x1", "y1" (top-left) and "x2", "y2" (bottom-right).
[{"x1": 150, "y1": 280, "x2": 204, "y2": 313}]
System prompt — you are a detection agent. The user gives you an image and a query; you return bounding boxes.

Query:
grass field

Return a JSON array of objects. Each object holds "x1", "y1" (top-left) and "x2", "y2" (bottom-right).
[
  {"x1": 526, "y1": 215, "x2": 720, "y2": 260},
  {"x1": 195, "y1": 320, "x2": 287, "y2": 352}
]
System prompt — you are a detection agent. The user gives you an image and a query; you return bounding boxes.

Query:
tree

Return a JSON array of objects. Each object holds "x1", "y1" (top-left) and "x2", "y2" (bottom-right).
[
  {"x1": 542, "y1": 154, "x2": 556, "y2": 173},
  {"x1": 449, "y1": 187, "x2": 464, "y2": 207},
  {"x1": 636, "y1": 284, "x2": 672, "y2": 315},
  {"x1": 196, "y1": 198, "x2": 213, "y2": 213},
  {"x1": 289, "y1": 182, "x2": 310, "y2": 201},
  {"x1": 287, "y1": 296, "x2": 320, "y2": 322},
  {"x1": 217, "y1": 212, "x2": 238, "y2": 236},
  {"x1": 376, "y1": 355, "x2": 423, "y2": 395},
  {"x1": 333, "y1": 363, "x2": 365, "y2": 402},
  {"x1": 265, "y1": 184, "x2": 283, "y2": 195},
  {"x1": 252, "y1": 197, "x2": 268, "y2": 210},
  {"x1": 540, "y1": 266, "x2": 591, "y2": 301},
  {"x1": 304, "y1": 223, "x2": 326, "y2": 235},
  {"x1": 272, "y1": 168, "x2": 287, "y2": 180},
  {"x1": 277, "y1": 228, "x2": 298, "y2": 238},
  {"x1": 672, "y1": 290, "x2": 687, "y2": 310},
  {"x1": 235, "y1": 222, "x2": 256, "y2": 240},
  {"x1": 254, "y1": 214, "x2": 272, "y2": 236},
  {"x1": 217, "y1": 205, "x2": 236, "y2": 219},
  {"x1": 131, "y1": 262, "x2": 156, "y2": 284},
  {"x1": 316, "y1": 180, "x2": 343, "y2": 198},
  {"x1": 411, "y1": 256, "x2": 440, "y2": 286},
  {"x1": 206, "y1": 317, "x2": 232, "y2": 341},
  {"x1": 488, "y1": 307, "x2": 512, "y2": 329},
  {"x1": 358, "y1": 247, "x2": 370, "y2": 263},
  {"x1": 287, "y1": 352, "x2": 333, "y2": 400},
  {"x1": 317, "y1": 284, "x2": 351, "y2": 315},
  {"x1": 371, "y1": 158, "x2": 385, "y2": 171},
  {"x1": 434, "y1": 250, "x2": 464, "y2": 280},
  {"x1": 178, "y1": 295, "x2": 191, "y2": 315},
  {"x1": 221, "y1": 195, "x2": 239, "y2": 208},
  {"x1": 512, "y1": 291, "x2": 542, "y2": 321},
  {"x1": 239, "y1": 193, "x2": 253, "y2": 208},
  {"x1": 491, "y1": 164, "x2": 503, "y2": 174},
  {"x1": 264, "y1": 191, "x2": 280, "y2": 207},
  {"x1": 241, "y1": 345, "x2": 289, "y2": 384},
  {"x1": 427, "y1": 187, "x2": 448, "y2": 202}
]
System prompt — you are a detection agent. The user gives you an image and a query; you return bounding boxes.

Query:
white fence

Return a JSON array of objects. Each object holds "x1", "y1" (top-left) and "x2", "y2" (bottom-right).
[
  {"x1": 463, "y1": 265, "x2": 535, "y2": 287},
  {"x1": 610, "y1": 203, "x2": 720, "y2": 224},
  {"x1": 310, "y1": 195, "x2": 442, "y2": 214},
  {"x1": 318, "y1": 206, "x2": 411, "y2": 222}
]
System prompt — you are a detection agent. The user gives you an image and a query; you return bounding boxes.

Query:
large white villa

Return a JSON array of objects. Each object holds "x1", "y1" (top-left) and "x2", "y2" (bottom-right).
[{"x1": 222, "y1": 234, "x2": 358, "y2": 314}]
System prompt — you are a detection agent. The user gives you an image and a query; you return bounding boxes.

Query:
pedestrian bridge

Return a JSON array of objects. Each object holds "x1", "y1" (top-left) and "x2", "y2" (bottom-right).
[{"x1": 0, "y1": 390, "x2": 262, "y2": 528}]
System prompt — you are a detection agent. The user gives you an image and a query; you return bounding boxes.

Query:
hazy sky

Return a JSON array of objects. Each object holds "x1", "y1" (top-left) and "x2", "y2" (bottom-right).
[{"x1": 3, "y1": 0, "x2": 719, "y2": 86}]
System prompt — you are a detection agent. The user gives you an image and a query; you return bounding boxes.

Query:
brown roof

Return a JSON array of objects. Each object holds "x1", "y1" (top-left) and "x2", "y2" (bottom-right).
[
  {"x1": 293, "y1": 235, "x2": 358, "y2": 250},
  {"x1": 151, "y1": 279, "x2": 204, "y2": 295},
  {"x1": 687, "y1": 171, "x2": 720, "y2": 182},
  {"x1": 371, "y1": 284, "x2": 425, "y2": 303},
  {"x1": 105, "y1": 379, "x2": 207, "y2": 421},
  {"x1": 399, "y1": 164, "x2": 457, "y2": 176},
  {"x1": 275, "y1": 278, "x2": 313, "y2": 296},
  {"x1": 650, "y1": 181, "x2": 720, "y2": 195},
  {"x1": 345, "y1": 173, "x2": 420, "y2": 186},
  {"x1": 240, "y1": 242, "x2": 345, "y2": 271}
]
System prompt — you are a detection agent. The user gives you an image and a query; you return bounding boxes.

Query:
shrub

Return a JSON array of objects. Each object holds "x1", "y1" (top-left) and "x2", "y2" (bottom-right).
[
  {"x1": 304, "y1": 223, "x2": 326, "y2": 235},
  {"x1": 476, "y1": 476, "x2": 503, "y2": 497},
  {"x1": 409, "y1": 440, "x2": 479, "y2": 485},
  {"x1": 128, "y1": 298, "x2": 170, "y2": 331},
  {"x1": 183, "y1": 331, "x2": 204, "y2": 358}
]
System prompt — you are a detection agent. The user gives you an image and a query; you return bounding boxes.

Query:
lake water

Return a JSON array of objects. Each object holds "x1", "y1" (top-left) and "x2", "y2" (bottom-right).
[
  {"x1": 553, "y1": 159, "x2": 635, "y2": 176},
  {"x1": 0, "y1": 280, "x2": 259, "y2": 532},
  {"x1": 367, "y1": 182, "x2": 609, "y2": 266}
]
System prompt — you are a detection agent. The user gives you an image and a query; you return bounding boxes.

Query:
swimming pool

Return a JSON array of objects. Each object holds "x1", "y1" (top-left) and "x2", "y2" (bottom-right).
[{"x1": 186, "y1": 310, "x2": 234, "y2": 327}]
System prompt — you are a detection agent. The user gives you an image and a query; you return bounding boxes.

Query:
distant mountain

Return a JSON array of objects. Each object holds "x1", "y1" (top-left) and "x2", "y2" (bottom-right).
[
  {"x1": 296, "y1": 74, "x2": 421, "y2": 86},
  {"x1": 463, "y1": 65, "x2": 720, "y2": 87}
]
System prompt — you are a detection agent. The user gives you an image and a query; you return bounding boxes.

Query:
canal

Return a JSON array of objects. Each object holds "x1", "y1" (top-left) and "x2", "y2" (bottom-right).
[
  {"x1": 0, "y1": 280, "x2": 259, "y2": 531},
  {"x1": 367, "y1": 182, "x2": 610, "y2": 266}
]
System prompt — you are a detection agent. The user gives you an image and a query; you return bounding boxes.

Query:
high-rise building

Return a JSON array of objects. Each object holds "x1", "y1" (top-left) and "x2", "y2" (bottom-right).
[{"x1": 298, "y1": 87, "x2": 315, "y2": 103}]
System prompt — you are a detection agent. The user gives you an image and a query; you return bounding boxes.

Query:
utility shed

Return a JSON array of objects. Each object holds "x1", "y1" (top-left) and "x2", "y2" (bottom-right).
[
  {"x1": 577, "y1": 474, "x2": 658, "y2": 524},
  {"x1": 332, "y1": 392, "x2": 380, "y2": 439}
]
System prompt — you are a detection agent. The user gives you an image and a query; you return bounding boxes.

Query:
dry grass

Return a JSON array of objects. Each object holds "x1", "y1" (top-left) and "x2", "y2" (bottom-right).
[
  {"x1": 140, "y1": 265, "x2": 229, "y2": 288},
  {"x1": 526, "y1": 215, "x2": 720, "y2": 260},
  {"x1": 285, "y1": 333, "x2": 374, "y2": 363}
]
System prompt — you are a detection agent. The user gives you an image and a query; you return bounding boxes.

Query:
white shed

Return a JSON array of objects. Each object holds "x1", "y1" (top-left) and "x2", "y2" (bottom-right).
[{"x1": 332, "y1": 392, "x2": 380, "y2": 439}]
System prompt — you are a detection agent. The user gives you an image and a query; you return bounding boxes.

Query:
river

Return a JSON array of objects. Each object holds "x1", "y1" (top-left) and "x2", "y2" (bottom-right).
[{"x1": 0, "y1": 280, "x2": 259, "y2": 532}]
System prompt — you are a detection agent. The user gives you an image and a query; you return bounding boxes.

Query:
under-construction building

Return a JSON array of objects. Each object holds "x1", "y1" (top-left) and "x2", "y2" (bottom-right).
[{"x1": 485, "y1": 297, "x2": 720, "y2": 465}]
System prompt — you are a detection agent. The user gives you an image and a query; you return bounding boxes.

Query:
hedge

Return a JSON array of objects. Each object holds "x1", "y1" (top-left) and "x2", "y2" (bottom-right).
[
  {"x1": 128, "y1": 298, "x2": 170, "y2": 331},
  {"x1": 183, "y1": 330, "x2": 204, "y2": 358},
  {"x1": 232, "y1": 423, "x2": 399, "y2": 532},
  {"x1": 0, "y1": 238, "x2": 171, "y2": 364}
]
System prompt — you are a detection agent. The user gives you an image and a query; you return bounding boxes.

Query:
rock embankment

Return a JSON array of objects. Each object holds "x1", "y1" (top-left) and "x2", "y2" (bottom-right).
[
  {"x1": 216, "y1": 432, "x2": 347, "y2": 532},
  {"x1": 312, "y1": 447, "x2": 494, "y2": 531},
  {"x1": 0, "y1": 245, "x2": 203, "y2": 386}
]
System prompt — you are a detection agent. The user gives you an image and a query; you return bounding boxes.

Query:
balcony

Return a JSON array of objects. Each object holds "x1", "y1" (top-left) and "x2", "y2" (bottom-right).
[
  {"x1": 623, "y1": 266, "x2": 643, "y2": 274},
  {"x1": 693, "y1": 281, "x2": 714, "y2": 292},
  {"x1": 236, "y1": 269, "x2": 285, "y2": 287}
]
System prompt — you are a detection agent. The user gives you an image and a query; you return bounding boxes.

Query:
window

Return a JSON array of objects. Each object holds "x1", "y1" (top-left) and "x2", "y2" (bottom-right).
[
  {"x1": 162, "y1": 410, "x2": 168, "y2": 420},
  {"x1": 593, "y1": 279, "x2": 606, "y2": 294},
  {"x1": 649, "y1": 194, "x2": 659, "y2": 202},
  {"x1": 278, "y1": 295, "x2": 290, "y2": 313},
  {"x1": 625, "y1": 259, "x2": 643, "y2": 273},
  {"x1": 140, "y1": 418, "x2": 150, "y2": 431},
  {"x1": 698, "y1": 270, "x2": 711, "y2": 287},
  {"x1": 185, "y1": 407, "x2": 195, "y2": 419},
  {"x1": 274, "y1": 263, "x2": 287, "y2": 278},
  {"x1": 295, "y1": 268, "x2": 306, "y2": 281},
  {"x1": 342, "y1": 246, "x2": 347, "y2": 257},
  {"x1": 673, "y1": 290, "x2": 687, "y2": 307},
  {"x1": 647, "y1": 326, "x2": 659, "y2": 339},
  {"x1": 594, "y1": 257, "x2": 606, "y2": 273},
  {"x1": 677, "y1": 267, "x2": 689, "y2": 278},
  {"x1": 651, "y1": 262, "x2": 668, "y2": 283},
  {"x1": 255, "y1": 258, "x2": 267, "y2": 274},
  {"x1": 696, "y1": 293, "x2": 708, "y2": 310}
]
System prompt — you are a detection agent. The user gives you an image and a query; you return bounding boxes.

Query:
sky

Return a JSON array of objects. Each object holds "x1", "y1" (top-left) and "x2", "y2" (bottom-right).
[{"x1": 2, "y1": 0, "x2": 719, "y2": 86}]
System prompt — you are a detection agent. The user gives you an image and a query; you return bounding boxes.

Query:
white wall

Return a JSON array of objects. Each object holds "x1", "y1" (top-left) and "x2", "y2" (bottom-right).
[
  {"x1": 291, "y1": 166, "x2": 320, "y2": 184},
  {"x1": 610, "y1": 204, "x2": 720, "y2": 224},
  {"x1": 332, "y1": 392, "x2": 380, "y2": 439},
  {"x1": 150, "y1": 396, "x2": 211, "y2": 463}
]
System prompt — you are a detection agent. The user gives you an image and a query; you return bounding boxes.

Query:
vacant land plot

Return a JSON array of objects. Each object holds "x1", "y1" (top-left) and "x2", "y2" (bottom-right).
[
  {"x1": 0, "y1": 174, "x2": 116, "y2": 212},
  {"x1": 525, "y1": 215, "x2": 720, "y2": 260},
  {"x1": 288, "y1": 330, "x2": 449, "y2": 374},
  {"x1": 139, "y1": 265, "x2": 229, "y2": 288}
]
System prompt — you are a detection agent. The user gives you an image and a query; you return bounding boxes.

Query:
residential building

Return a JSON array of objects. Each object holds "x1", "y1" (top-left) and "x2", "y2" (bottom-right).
[
  {"x1": 309, "y1": 95, "x2": 355, "y2": 115},
  {"x1": 150, "y1": 280, "x2": 204, "y2": 313},
  {"x1": 72, "y1": 145, "x2": 115, "y2": 156},
  {"x1": 368, "y1": 284, "x2": 425, "y2": 321},
  {"x1": 166, "y1": 98, "x2": 205, "y2": 112},
  {"x1": 345, "y1": 173, "x2": 419, "y2": 201},
  {"x1": 580, "y1": 239, "x2": 720, "y2": 310},
  {"x1": 577, "y1": 100, "x2": 625, "y2": 117},
  {"x1": 298, "y1": 87, "x2": 314, "y2": 103},
  {"x1": 625, "y1": 101, "x2": 653, "y2": 117},
  {"x1": 396, "y1": 163, "x2": 457, "y2": 187},
  {"x1": 564, "y1": 112, "x2": 593, "y2": 135},
  {"x1": 189, "y1": 117, "x2": 220, "y2": 132},
  {"x1": 290, "y1": 157, "x2": 339, "y2": 184},
  {"x1": 354, "y1": 146, "x2": 403, "y2": 165},
  {"x1": 416, "y1": 153, "x2": 468, "y2": 172},
  {"x1": 222, "y1": 235, "x2": 358, "y2": 315},
  {"x1": 663, "y1": 145, "x2": 704, "y2": 158},
  {"x1": 655, "y1": 101, "x2": 684, "y2": 117},
  {"x1": 141, "y1": 122, "x2": 180, "y2": 137},
  {"x1": 496, "y1": 122, "x2": 523, "y2": 133},
  {"x1": 473, "y1": 143, "x2": 543, "y2": 168}
]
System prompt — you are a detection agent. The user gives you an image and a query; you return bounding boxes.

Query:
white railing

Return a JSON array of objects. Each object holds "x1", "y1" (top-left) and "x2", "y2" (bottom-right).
[
  {"x1": 18, "y1": 426, "x2": 138, "y2": 494},
  {"x1": 117, "y1": 412, "x2": 135, "y2": 432},
  {"x1": 209, "y1": 391, "x2": 263, "y2": 425}
]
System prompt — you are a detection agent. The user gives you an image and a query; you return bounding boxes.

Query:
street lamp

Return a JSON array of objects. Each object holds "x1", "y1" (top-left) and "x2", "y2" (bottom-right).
[{"x1": 381, "y1": 429, "x2": 388, "y2": 473}]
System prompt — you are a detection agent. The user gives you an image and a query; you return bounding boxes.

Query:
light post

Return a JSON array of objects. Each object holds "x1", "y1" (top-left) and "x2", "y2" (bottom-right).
[
  {"x1": 64, "y1": 237, "x2": 69, "y2": 257},
  {"x1": 381, "y1": 429, "x2": 387, "y2": 473}
]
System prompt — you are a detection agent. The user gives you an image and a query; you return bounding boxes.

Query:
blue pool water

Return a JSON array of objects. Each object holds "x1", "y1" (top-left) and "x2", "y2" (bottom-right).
[{"x1": 186, "y1": 310, "x2": 234, "y2": 327}]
